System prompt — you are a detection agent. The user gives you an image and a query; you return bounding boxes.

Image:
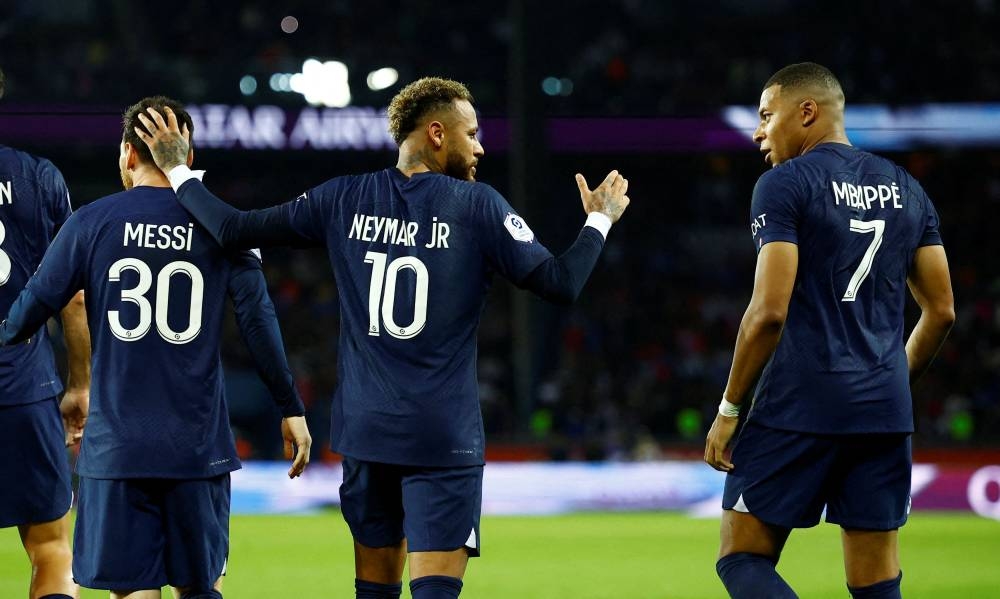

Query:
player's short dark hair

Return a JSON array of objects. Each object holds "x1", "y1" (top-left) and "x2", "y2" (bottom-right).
[
  {"x1": 0, "y1": 67, "x2": 6, "y2": 100},
  {"x1": 387, "y1": 77, "x2": 474, "y2": 145},
  {"x1": 764, "y1": 62, "x2": 843, "y2": 97},
  {"x1": 122, "y1": 96, "x2": 194, "y2": 165}
]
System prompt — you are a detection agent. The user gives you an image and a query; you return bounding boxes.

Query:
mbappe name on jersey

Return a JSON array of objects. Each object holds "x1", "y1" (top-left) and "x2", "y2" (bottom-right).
[
  {"x1": 123, "y1": 221, "x2": 195, "y2": 251},
  {"x1": 348, "y1": 213, "x2": 450, "y2": 249},
  {"x1": 832, "y1": 180, "x2": 903, "y2": 210}
]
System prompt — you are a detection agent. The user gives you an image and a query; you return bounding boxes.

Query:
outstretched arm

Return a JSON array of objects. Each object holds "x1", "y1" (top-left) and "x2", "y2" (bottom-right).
[
  {"x1": 229, "y1": 252, "x2": 312, "y2": 478},
  {"x1": 519, "y1": 171, "x2": 631, "y2": 304},
  {"x1": 905, "y1": 245, "x2": 955, "y2": 384},
  {"x1": 59, "y1": 290, "x2": 90, "y2": 446},
  {"x1": 704, "y1": 241, "x2": 798, "y2": 472},
  {"x1": 134, "y1": 106, "x2": 323, "y2": 250}
]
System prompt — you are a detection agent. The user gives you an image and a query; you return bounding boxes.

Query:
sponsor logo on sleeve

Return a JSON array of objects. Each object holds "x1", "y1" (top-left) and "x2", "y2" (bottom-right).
[{"x1": 504, "y1": 213, "x2": 534, "y2": 243}]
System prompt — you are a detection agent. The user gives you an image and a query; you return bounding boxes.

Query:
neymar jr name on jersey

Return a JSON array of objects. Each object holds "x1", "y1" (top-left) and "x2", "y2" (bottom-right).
[
  {"x1": 123, "y1": 221, "x2": 195, "y2": 252},
  {"x1": 348, "y1": 213, "x2": 451, "y2": 249}
]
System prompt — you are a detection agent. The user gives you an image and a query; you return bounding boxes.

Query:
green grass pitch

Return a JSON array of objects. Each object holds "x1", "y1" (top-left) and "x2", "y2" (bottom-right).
[{"x1": 2, "y1": 511, "x2": 998, "y2": 597}]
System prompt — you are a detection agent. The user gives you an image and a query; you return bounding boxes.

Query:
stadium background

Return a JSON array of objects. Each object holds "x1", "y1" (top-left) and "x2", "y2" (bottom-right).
[{"x1": 2, "y1": 1, "x2": 999, "y2": 596}]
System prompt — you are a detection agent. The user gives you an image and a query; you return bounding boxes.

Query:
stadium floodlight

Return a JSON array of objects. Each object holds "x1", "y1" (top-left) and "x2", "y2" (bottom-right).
[
  {"x1": 366, "y1": 68, "x2": 399, "y2": 91},
  {"x1": 285, "y1": 58, "x2": 351, "y2": 108},
  {"x1": 239, "y1": 75, "x2": 257, "y2": 96}
]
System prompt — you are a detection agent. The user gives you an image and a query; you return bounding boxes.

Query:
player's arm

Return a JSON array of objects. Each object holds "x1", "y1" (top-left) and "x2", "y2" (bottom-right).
[
  {"x1": 514, "y1": 171, "x2": 630, "y2": 304},
  {"x1": 228, "y1": 251, "x2": 312, "y2": 478},
  {"x1": 133, "y1": 106, "x2": 324, "y2": 250},
  {"x1": 905, "y1": 245, "x2": 955, "y2": 384},
  {"x1": 0, "y1": 288, "x2": 58, "y2": 346},
  {"x1": 59, "y1": 290, "x2": 90, "y2": 446},
  {"x1": 704, "y1": 241, "x2": 798, "y2": 471}
]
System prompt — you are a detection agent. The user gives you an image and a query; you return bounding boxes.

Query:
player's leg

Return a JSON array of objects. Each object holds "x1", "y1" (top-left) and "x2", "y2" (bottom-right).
[
  {"x1": 402, "y1": 464, "x2": 482, "y2": 599},
  {"x1": 828, "y1": 433, "x2": 910, "y2": 598},
  {"x1": 0, "y1": 398, "x2": 76, "y2": 599},
  {"x1": 17, "y1": 514, "x2": 76, "y2": 599},
  {"x1": 161, "y1": 475, "x2": 231, "y2": 598},
  {"x1": 339, "y1": 459, "x2": 406, "y2": 598},
  {"x1": 716, "y1": 421, "x2": 838, "y2": 599},
  {"x1": 73, "y1": 477, "x2": 168, "y2": 597}
]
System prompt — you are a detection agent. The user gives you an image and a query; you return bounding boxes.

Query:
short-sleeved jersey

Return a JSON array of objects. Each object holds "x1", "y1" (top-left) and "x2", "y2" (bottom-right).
[
  {"x1": 27, "y1": 186, "x2": 262, "y2": 478},
  {"x1": 748, "y1": 143, "x2": 942, "y2": 434},
  {"x1": 277, "y1": 168, "x2": 553, "y2": 466},
  {"x1": 0, "y1": 145, "x2": 71, "y2": 406}
]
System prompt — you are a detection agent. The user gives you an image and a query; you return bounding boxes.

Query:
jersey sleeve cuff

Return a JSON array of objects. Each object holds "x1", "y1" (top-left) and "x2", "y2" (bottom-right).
[
  {"x1": 167, "y1": 165, "x2": 206, "y2": 191},
  {"x1": 585, "y1": 212, "x2": 613, "y2": 240}
]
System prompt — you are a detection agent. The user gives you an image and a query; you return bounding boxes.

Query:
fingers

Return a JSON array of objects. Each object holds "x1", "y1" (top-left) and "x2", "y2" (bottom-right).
[
  {"x1": 601, "y1": 169, "x2": 619, "y2": 189},
  {"x1": 181, "y1": 123, "x2": 191, "y2": 145},
  {"x1": 163, "y1": 106, "x2": 179, "y2": 133},
  {"x1": 703, "y1": 442, "x2": 734, "y2": 472},
  {"x1": 575, "y1": 173, "x2": 589, "y2": 195},
  {"x1": 145, "y1": 106, "x2": 169, "y2": 131},
  {"x1": 288, "y1": 440, "x2": 310, "y2": 478}
]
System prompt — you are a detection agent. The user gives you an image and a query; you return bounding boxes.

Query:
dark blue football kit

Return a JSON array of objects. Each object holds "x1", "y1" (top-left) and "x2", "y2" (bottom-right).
[
  {"x1": 1, "y1": 183, "x2": 303, "y2": 589},
  {"x1": 723, "y1": 143, "x2": 943, "y2": 530},
  {"x1": 166, "y1": 165, "x2": 612, "y2": 555},
  {"x1": 0, "y1": 145, "x2": 73, "y2": 528}
]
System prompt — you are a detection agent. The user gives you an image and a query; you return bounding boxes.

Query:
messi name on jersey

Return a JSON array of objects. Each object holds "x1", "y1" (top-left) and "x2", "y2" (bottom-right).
[
  {"x1": 124, "y1": 221, "x2": 195, "y2": 251},
  {"x1": 348, "y1": 213, "x2": 451, "y2": 249}
]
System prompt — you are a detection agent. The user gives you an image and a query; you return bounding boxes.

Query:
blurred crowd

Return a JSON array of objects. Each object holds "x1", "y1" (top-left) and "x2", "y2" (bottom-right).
[
  {"x1": 3, "y1": 1, "x2": 999, "y2": 113},
  {"x1": 6, "y1": 0, "x2": 999, "y2": 460}
]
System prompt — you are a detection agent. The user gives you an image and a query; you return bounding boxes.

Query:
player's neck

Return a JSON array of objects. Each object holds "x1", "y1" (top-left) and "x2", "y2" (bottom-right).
[
  {"x1": 129, "y1": 164, "x2": 171, "y2": 188},
  {"x1": 801, "y1": 127, "x2": 851, "y2": 156},
  {"x1": 396, "y1": 142, "x2": 442, "y2": 178}
]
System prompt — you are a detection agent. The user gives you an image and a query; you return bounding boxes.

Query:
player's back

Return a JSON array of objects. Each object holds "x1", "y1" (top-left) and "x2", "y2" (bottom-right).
[
  {"x1": 302, "y1": 168, "x2": 550, "y2": 467},
  {"x1": 31, "y1": 186, "x2": 244, "y2": 478},
  {"x1": 0, "y1": 145, "x2": 70, "y2": 406},
  {"x1": 749, "y1": 143, "x2": 942, "y2": 434}
]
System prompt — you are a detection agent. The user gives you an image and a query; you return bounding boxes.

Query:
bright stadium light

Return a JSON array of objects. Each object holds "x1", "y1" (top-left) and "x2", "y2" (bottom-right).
[
  {"x1": 541, "y1": 76, "x2": 561, "y2": 96},
  {"x1": 366, "y1": 68, "x2": 399, "y2": 91},
  {"x1": 293, "y1": 58, "x2": 351, "y2": 107},
  {"x1": 239, "y1": 75, "x2": 257, "y2": 96}
]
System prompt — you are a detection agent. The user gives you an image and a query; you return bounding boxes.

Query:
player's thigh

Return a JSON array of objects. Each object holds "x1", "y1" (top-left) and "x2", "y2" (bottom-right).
[
  {"x1": 74, "y1": 477, "x2": 168, "y2": 590},
  {"x1": 827, "y1": 433, "x2": 911, "y2": 530},
  {"x1": 161, "y1": 474, "x2": 231, "y2": 590},
  {"x1": 723, "y1": 421, "x2": 838, "y2": 529},
  {"x1": 339, "y1": 458, "x2": 406, "y2": 548},
  {"x1": 400, "y1": 464, "x2": 483, "y2": 557},
  {"x1": 0, "y1": 397, "x2": 72, "y2": 528}
]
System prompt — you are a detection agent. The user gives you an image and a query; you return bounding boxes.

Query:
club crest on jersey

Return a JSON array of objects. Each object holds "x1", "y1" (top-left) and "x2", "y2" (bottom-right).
[{"x1": 504, "y1": 213, "x2": 534, "y2": 242}]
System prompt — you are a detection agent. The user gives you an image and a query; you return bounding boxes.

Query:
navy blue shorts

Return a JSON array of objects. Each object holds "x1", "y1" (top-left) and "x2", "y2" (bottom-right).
[
  {"x1": 0, "y1": 397, "x2": 72, "y2": 528},
  {"x1": 73, "y1": 475, "x2": 230, "y2": 590},
  {"x1": 722, "y1": 421, "x2": 911, "y2": 530},
  {"x1": 339, "y1": 458, "x2": 483, "y2": 556}
]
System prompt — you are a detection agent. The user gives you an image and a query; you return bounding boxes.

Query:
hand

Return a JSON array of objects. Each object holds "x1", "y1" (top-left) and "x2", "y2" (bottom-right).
[
  {"x1": 704, "y1": 413, "x2": 739, "y2": 472},
  {"x1": 60, "y1": 388, "x2": 89, "y2": 447},
  {"x1": 575, "y1": 170, "x2": 630, "y2": 223},
  {"x1": 133, "y1": 106, "x2": 191, "y2": 173},
  {"x1": 281, "y1": 416, "x2": 312, "y2": 478}
]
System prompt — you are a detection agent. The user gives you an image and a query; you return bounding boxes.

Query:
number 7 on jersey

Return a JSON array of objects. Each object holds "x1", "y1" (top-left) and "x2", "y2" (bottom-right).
[{"x1": 842, "y1": 219, "x2": 885, "y2": 302}]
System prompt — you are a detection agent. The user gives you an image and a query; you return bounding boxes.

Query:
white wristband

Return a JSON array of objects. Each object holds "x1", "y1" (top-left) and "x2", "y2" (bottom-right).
[
  {"x1": 167, "y1": 164, "x2": 206, "y2": 191},
  {"x1": 718, "y1": 397, "x2": 741, "y2": 418}
]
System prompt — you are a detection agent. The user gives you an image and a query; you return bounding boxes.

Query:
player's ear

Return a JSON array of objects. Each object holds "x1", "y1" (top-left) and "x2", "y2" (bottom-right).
[
  {"x1": 800, "y1": 98, "x2": 818, "y2": 127},
  {"x1": 124, "y1": 142, "x2": 139, "y2": 170},
  {"x1": 427, "y1": 120, "x2": 445, "y2": 150}
]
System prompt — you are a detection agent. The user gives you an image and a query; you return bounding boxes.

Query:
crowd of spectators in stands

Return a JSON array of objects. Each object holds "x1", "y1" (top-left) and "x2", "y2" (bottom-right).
[{"x1": 6, "y1": 0, "x2": 999, "y2": 460}]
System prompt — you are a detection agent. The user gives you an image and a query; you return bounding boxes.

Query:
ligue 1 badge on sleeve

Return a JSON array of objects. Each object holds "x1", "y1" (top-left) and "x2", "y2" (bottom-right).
[{"x1": 504, "y1": 212, "x2": 534, "y2": 243}]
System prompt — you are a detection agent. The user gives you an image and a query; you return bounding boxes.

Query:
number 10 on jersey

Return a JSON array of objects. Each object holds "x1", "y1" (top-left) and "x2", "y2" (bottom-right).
[{"x1": 364, "y1": 251, "x2": 428, "y2": 339}]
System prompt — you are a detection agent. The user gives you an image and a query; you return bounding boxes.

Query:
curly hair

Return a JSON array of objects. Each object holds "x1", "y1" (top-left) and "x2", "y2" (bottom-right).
[
  {"x1": 387, "y1": 77, "x2": 474, "y2": 145},
  {"x1": 122, "y1": 96, "x2": 194, "y2": 164}
]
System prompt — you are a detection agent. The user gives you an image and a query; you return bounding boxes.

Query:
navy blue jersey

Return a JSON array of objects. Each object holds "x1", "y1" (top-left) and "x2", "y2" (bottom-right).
[
  {"x1": 288, "y1": 169, "x2": 553, "y2": 466},
  {"x1": 22, "y1": 186, "x2": 299, "y2": 478},
  {"x1": 177, "y1": 168, "x2": 565, "y2": 466},
  {"x1": 0, "y1": 145, "x2": 71, "y2": 406},
  {"x1": 748, "y1": 143, "x2": 942, "y2": 434}
]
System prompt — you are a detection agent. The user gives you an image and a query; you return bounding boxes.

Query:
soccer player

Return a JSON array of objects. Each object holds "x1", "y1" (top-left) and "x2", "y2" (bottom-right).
[
  {"x1": 133, "y1": 77, "x2": 630, "y2": 599},
  {"x1": 0, "y1": 66, "x2": 91, "y2": 599},
  {"x1": 0, "y1": 96, "x2": 313, "y2": 599},
  {"x1": 703, "y1": 63, "x2": 955, "y2": 599}
]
